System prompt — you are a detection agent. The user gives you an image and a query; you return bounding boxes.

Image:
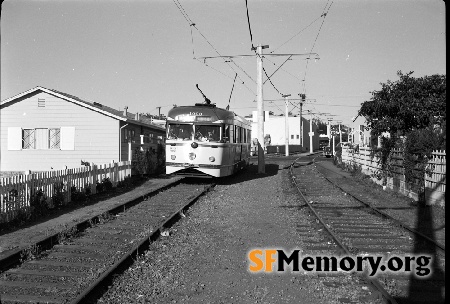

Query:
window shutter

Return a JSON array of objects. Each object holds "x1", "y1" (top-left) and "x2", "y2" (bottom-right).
[
  {"x1": 60, "y1": 127, "x2": 75, "y2": 150},
  {"x1": 8, "y1": 127, "x2": 22, "y2": 150}
]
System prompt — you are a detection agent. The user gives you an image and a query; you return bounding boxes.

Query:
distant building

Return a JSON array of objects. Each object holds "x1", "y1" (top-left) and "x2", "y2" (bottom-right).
[
  {"x1": 247, "y1": 111, "x2": 320, "y2": 152},
  {"x1": 350, "y1": 116, "x2": 374, "y2": 147},
  {"x1": 1, "y1": 86, "x2": 165, "y2": 172}
]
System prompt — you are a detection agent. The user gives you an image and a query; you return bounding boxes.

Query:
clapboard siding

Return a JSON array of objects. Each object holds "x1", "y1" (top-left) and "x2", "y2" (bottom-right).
[{"x1": 1, "y1": 92, "x2": 120, "y2": 171}]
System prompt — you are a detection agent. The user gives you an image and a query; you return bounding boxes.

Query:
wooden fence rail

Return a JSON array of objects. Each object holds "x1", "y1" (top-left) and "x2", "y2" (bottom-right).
[
  {"x1": 341, "y1": 147, "x2": 446, "y2": 207},
  {"x1": 0, "y1": 161, "x2": 131, "y2": 223}
]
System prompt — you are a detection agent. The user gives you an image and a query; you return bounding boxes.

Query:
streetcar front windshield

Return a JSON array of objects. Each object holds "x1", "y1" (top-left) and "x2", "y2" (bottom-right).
[
  {"x1": 194, "y1": 125, "x2": 221, "y2": 142},
  {"x1": 167, "y1": 124, "x2": 194, "y2": 141}
]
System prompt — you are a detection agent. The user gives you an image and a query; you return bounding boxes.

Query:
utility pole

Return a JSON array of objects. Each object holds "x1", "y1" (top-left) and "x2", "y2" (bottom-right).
[
  {"x1": 256, "y1": 44, "x2": 269, "y2": 173},
  {"x1": 197, "y1": 50, "x2": 319, "y2": 173},
  {"x1": 298, "y1": 93, "x2": 306, "y2": 151},
  {"x1": 309, "y1": 112, "x2": 314, "y2": 154},
  {"x1": 282, "y1": 94, "x2": 291, "y2": 156}
]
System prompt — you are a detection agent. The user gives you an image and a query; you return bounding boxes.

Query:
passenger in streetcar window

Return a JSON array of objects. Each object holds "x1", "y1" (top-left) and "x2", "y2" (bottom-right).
[
  {"x1": 207, "y1": 130, "x2": 218, "y2": 142},
  {"x1": 195, "y1": 131, "x2": 204, "y2": 141},
  {"x1": 178, "y1": 125, "x2": 193, "y2": 140}
]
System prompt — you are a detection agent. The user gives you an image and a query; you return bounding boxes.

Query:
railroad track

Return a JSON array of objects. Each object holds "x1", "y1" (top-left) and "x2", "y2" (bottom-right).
[
  {"x1": 289, "y1": 160, "x2": 445, "y2": 304},
  {"x1": 0, "y1": 181, "x2": 214, "y2": 304}
]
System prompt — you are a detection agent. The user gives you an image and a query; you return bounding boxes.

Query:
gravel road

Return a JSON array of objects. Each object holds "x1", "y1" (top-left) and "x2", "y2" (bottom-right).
[{"x1": 98, "y1": 160, "x2": 381, "y2": 304}]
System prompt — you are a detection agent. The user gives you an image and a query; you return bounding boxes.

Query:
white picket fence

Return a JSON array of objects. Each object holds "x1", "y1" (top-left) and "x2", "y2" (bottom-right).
[
  {"x1": 341, "y1": 147, "x2": 446, "y2": 206},
  {"x1": 0, "y1": 161, "x2": 131, "y2": 223}
]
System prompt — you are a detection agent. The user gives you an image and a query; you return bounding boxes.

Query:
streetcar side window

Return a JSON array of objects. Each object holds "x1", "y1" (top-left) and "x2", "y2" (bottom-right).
[
  {"x1": 235, "y1": 126, "x2": 241, "y2": 143},
  {"x1": 167, "y1": 124, "x2": 193, "y2": 141},
  {"x1": 223, "y1": 125, "x2": 230, "y2": 142},
  {"x1": 229, "y1": 125, "x2": 234, "y2": 143}
]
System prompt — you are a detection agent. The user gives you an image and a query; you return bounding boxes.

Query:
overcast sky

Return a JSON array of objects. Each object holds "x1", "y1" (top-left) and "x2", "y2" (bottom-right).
[{"x1": 1, "y1": 0, "x2": 446, "y2": 125}]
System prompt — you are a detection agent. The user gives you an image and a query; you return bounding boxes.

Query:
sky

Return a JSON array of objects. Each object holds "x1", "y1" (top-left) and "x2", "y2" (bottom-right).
[{"x1": 1, "y1": 0, "x2": 446, "y2": 126}]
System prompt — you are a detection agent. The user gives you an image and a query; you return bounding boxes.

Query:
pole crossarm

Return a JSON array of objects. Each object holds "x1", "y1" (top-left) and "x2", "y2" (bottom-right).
[
  {"x1": 198, "y1": 52, "x2": 319, "y2": 61},
  {"x1": 262, "y1": 98, "x2": 316, "y2": 102}
]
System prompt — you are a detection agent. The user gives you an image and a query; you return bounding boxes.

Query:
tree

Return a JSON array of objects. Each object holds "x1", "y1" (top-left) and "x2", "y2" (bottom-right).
[
  {"x1": 358, "y1": 71, "x2": 446, "y2": 137},
  {"x1": 357, "y1": 71, "x2": 446, "y2": 199}
]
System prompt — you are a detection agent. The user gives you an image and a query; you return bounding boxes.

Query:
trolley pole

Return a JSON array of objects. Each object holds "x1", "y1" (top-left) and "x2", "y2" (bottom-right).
[
  {"x1": 256, "y1": 44, "x2": 269, "y2": 174},
  {"x1": 156, "y1": 106, "x2": 161, "y2": 119},
  {"x1": 283, "y1": 94, "x2": 291, "y2": 156}
]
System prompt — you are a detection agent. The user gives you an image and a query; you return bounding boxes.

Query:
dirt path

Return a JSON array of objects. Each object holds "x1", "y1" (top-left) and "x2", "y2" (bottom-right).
[{"x1": 98, "y1": 161, "x2": 380, "y2": 304}]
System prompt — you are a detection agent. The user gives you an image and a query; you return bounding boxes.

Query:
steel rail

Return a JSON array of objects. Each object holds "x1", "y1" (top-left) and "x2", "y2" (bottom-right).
[
  {"x1": 70, "y1": 183, "x2": 215, "y2": 304},
  {"x1": 0, "y1": 178, "x2": 183, "y2": 273},
  {"x1": 289, "y1": 159, "x2": 399, "y2": 304},
  {"x1": 314, "y1": 160, "x2": 445, "y2": 252}
]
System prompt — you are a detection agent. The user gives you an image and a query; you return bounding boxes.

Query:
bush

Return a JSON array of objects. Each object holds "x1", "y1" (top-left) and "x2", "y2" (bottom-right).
[
  {"x1": 117, "y1": 176, "x2": 133, "y2": 188},
  {"x1": 70, "y1": 185, "x2": 87, "y2": 203},
  {"x1": 52, "y1": 182, "x2": 66, "y2": 208},
  {"x1": 96, "y1": 177, "x2": 113, "y2": 193}
]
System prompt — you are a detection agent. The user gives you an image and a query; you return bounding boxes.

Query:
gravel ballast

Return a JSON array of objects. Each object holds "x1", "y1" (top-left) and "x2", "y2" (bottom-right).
[{"x1": 98, "y1": 160, "x2": 381, "y2": 304}]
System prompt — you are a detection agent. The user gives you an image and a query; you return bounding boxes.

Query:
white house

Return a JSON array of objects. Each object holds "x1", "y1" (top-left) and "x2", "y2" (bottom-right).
[{"x1": 1, "y1": 86, "x2": 165, "y2": 172}]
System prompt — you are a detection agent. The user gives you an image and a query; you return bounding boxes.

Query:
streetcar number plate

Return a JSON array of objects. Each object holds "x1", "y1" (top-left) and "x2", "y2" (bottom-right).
[{"x1": 170, "y1": 147, "x2": 176, "y2": 152}]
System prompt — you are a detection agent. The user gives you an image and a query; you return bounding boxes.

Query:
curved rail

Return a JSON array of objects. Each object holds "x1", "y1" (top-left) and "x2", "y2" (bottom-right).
[
  {"x1": 313, "y1": 159, "x2": 445, "y2": 252},
  {"x1": 288, "y1": 161, "x2": 399, "y2": 304}
]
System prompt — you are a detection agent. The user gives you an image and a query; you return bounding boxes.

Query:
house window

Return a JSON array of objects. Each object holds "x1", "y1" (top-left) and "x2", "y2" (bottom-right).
[
  {"x1": 291, "y1": 135, "x2": 294, "y2": 139},
  {"x1": 124, "y1": 129, "x2": 136, "y2": 143},
  {"x1": 22, "y1": 128, "x2": 61, "y2": 149},
  {"x1": 23, "y1": 129, "x2": 36, "y2": 149},
  {"x1": 49, "y1": 128, "x2": 61, "y2": 149},
  {"x1": 9, "y1": 127, "x2": 73, "y2": 151},
  {"x1": 296, "y1": 135, "x2": 299, "y2": 139},
  {"x1": 38, "y1": 98, "x2": 45, "y2": 107}
]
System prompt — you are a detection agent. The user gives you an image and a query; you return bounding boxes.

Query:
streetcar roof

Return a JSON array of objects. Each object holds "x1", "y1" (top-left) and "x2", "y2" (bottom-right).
[{"x1": 167, "y1": 104, "x2": 250, "y2": 126}]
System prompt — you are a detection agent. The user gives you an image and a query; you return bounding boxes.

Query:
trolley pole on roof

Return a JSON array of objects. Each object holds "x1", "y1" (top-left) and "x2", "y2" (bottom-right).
[{"x1": 256, "y1": 44, "x2": 269, "y2": 174}]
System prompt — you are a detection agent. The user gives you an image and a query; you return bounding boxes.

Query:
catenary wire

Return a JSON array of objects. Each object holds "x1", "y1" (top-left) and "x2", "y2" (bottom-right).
[
  {"x1": 301, "y1": 0, "x2": 334, "y2": 94},
  {"x1": 270, "y1": 14, "x2": 324, "y2": 54},
  {"x1": 172, "y1": 0, "x2": 256, "y2": 98}
]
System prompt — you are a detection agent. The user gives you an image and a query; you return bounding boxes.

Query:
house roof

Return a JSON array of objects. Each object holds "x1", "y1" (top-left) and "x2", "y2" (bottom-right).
[{"x1": 1, "y1": 86, "x2": 165, "y2": 131}]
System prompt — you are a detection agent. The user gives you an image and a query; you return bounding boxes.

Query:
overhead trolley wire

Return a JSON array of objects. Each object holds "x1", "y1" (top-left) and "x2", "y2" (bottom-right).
[
  {"x1": 263, "y1": 55, "x2": 293, "y2": 84},
  {"x1": 301, "y1": 0, "x2": 334, "y2": 94},
  {"x1": 171, "y1": 0, "x2": 256, "y2": 97},
  {"x1": 173, "y1": 0, "x2": 194, "y2": 25},
  {"x1": 270, "y1": 15, "x2": 323, "y2": 54}
]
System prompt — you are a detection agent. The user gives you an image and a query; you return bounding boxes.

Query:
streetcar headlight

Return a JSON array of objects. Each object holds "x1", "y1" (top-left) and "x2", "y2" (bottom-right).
[
  {"x1": 191, "y1": 142, "x2": 198, "y2": 149},
  {"x1": 171, "y1": 155, "x2": 176, "y2": 160},
  {"x1": 189, "y1": 153, "x2": 196, "y2": 160},
  {"x1": 209, "y1": 156, "x2": 215, "y2": 162}
]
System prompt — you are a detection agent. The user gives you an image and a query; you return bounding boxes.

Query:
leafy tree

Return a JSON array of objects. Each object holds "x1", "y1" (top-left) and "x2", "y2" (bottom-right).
[
  {"x1": 357, "y1": 71, "x2": 446, "y2": 199},
  {"x1": 358, "y1": 71, "x2": 445, "y2": 137}
]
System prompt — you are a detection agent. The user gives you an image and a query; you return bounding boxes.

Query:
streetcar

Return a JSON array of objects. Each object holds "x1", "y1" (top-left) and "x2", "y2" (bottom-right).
[
  {"x1": 165, "y1": 87, "x2": 251, "y2": 178},
  {"x1": 319, "y1": 136, "x2": 330, "y2": 151}
]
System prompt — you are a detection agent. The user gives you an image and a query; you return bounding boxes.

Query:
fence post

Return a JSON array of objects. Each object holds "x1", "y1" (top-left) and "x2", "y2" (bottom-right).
[{"x1": 91, "y1": 164, "x2": 97, "y2": 195}]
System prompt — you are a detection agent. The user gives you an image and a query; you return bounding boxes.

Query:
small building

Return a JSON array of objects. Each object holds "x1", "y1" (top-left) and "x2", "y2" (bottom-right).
[
  {"x1": 1, "y1": 86, "x2": 165, "y2": 172},
  {"x1": 350, "y1": 116, "x2": 375, "y2": 147},
  {"x1": 247, "y1": 111, "x2": 320, "y2": 152}
]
